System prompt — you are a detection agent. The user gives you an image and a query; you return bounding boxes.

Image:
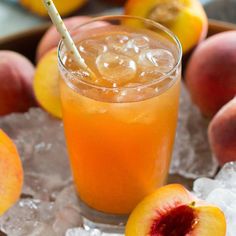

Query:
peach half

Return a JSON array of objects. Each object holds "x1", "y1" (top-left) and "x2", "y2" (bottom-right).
[
  {"x1": 125, "y1": 0, "x2": 208, "y2": 53},
  {"x1": 0, "y1": 129, "x2": 23, "y2": 216},
  {"x1": 125, "y1": 184, "x2": 226, "y2": 236},
  {"x1": 33, "y1": 49, "x2": 62, "y2": 118},
  {"x1": 20, "y1": 0, "x2": 87, "y2": 17}
]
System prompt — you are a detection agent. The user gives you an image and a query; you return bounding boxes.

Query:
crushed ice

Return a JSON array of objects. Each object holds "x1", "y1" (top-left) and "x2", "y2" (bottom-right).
[{"x1": 193, "y1": 162, "x2": 236, "y2": 236}]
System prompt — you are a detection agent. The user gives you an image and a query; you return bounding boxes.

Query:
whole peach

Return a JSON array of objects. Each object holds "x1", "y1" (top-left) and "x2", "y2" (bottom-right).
[
  {"x1": 36, "y1": 16, "x2": 109, "y2": 62},
  {"x1": 185, "y1": 31, "x2": 236, "y2": 117},
  {"x1": 0, "y1": 51, "x2": 36, "y2": 115},
  {"x1": 208, "y1": 97, "x2": 236, "y2": 166}
]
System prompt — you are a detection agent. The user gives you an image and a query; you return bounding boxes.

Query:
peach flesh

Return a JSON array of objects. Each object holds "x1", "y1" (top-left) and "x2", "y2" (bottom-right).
[
  {"x1": 148, "y1": 1, "x2": 184, "y2": 25},
  {"x1": 150, "y1": 204, "x2": 198, "y2": 236}
]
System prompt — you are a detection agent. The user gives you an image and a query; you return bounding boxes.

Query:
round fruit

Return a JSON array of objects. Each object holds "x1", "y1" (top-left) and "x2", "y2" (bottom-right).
[
  {"x1": 36, "y1": 16, "x2": 92, "y2": 61},
  {"x1": 0, "y1": 51, "x2": 36, "y2": 116},
  {"x1": 185, "y1": 31, "x2": 236, "y2": 117},
  {"x1": 126, "y1": 184, "x2": 226, "y2": 236},
  {"x1": 0, "y1": 129, "x2": 23, "y2": 216},
  {"x1": 208, "y1": 97, "x2": 236, "y2": 165}
]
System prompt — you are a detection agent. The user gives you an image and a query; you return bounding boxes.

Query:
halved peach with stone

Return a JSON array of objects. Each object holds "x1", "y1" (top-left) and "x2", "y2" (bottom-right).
[
  {"x1": 0, "y1": 129, "x2": 23, "y2": 216},
  {"x1": 126, "y1": 184, "x2": 226, "y2": 236},
  {"x1": 125, "y1": 0, "x2": 208, "y2": 53},
  {"x1": 33, "y1": 49, "x2": 62, "y2": 118}
]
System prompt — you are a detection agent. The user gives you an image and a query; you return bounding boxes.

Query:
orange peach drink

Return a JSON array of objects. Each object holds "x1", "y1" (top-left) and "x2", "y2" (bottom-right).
[{"x1": 58, "y1": 18, "x2": 181, "y2": 215}]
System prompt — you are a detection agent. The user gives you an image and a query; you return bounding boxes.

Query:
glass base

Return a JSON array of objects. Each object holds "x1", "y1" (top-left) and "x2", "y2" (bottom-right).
[{"x1": 78, "y1": 197, "x2": 127, "y2": 234}]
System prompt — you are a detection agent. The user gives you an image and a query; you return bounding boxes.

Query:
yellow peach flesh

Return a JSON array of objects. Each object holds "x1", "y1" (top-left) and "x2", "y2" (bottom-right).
[
  {"x1": 125, "y1": 184, "x2": 226, "y2": 236},
  {"x1": 20, "y1": 0, "x2": 87, "y2": 17},
  {"x1": 0, "y1": 130, "x2": 23, "y2": 216},
  {"x1": 33, "y1": 49, "x2": 62, "y2": 118}
]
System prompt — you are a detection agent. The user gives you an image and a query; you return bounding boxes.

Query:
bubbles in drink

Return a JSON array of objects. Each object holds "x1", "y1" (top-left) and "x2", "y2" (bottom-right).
[
  {"x1": 115, "y1": 88, "x2": 136, "y2": 103},
  {"x1": 112, "y1": 88, "x2": 157, "y2": 123},
  {"x1": 138, "y1": 49, "x2": 175, "y2": 73},
  {"x1": 115, "y1": 83, "x2": 157, "y2": 103},
  {"x1": 96, "y1": 52, "x2": 137, "y2": 85},
  {"x1": 124, "y1": 83, "x2": 142, "y2": 88},
  {"x1": 78, "y1": 39, "x2": 108, "y2": 57},
  {"x1": 105, "y1": 34, "x2": 129, "y2": 52},
  {"x1": 139, "y1": 70, "x2": 164, "y2": 83}
]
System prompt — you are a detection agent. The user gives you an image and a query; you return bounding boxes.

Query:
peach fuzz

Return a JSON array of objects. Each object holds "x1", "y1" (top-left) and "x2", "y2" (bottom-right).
[
  {"x1": 0, "y1": 51, "x2": 36, "y2": 116},
  {"x1": 0, "y1": 129, "x2": 23, "y2": 216},
  {"x1": 126, "y1": 184, "x2": 226, "y2": 236},
  {"x1": 185, "y1": 31, "x2": 236, "y2": 117},
  {"x1": 208, "y1": 97, "x2": 236, "y2": 166},
  {"x1": 20, "y1": 0, "x2": 87, "y2": 17},
  {"x1": 125, "y1": 0, "x2": 208, "y2": 53},
  {"x1": 34, "y1": 49, "x2": 62, "y2": 118},
  {"x1": 36, "y1": 16, "x2": 92, "y2": 62}
]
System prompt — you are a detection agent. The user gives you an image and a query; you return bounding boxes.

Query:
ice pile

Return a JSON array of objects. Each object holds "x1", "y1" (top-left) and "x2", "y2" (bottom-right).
[
  {"x1": 66, "y1": 228, "x2": 122, "y2": 236},
  {"x1": 193, "y1": 162, "x2": 236, "y2": 236},
  {"x1": 0, "y1": 109, "x2": 72, "y2": 201},
  {"x1": 0, "y1": 84, "x2": 219, "y2": 235},
  {"x1": 170, "y1": 84, "x2": 218, "y2": 178},
  {"x1": 0, "y1": 110, "x2": 79, "y2": 235},
  {"x1": 0, "y1": 185, "x2": 83, "y2": 236}
]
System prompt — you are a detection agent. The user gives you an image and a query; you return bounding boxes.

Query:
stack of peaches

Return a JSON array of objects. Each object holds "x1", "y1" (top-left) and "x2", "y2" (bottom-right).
[{"x1": 0, "y1": 0, "x2": 236, "y2": 235}]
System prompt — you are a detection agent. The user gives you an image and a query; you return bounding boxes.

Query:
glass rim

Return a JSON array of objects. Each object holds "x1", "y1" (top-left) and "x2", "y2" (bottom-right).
[{"x1": 58, "y1": 15, "x2": 182, "y2": 92}]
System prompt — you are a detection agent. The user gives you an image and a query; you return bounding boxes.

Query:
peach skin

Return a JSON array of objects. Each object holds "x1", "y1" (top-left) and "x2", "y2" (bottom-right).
[
  {"x1": 0, "y1": 50, "x2": 36, "y2": 116},
  {"x1": 208, "y1": 97, "x2": 236, "y2": 166},
  {"x1": 185, "y1": 31, "x2": 236, "y2": 117},
  {"x1": 0, "y1": 129, "x2": 23, "y2": 216},
  {"x1": 36, "y1": 16, "x2": 92, "y2": 61}
]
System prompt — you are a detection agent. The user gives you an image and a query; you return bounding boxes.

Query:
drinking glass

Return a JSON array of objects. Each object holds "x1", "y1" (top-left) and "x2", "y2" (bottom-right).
[{"x1": 58, "y1": 15, "x2": 182, "y2": 233}]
